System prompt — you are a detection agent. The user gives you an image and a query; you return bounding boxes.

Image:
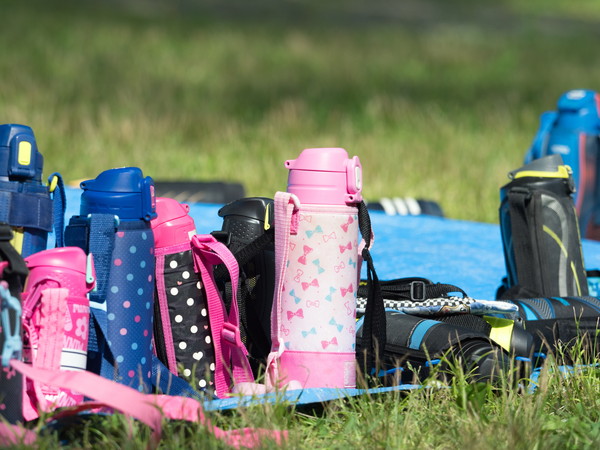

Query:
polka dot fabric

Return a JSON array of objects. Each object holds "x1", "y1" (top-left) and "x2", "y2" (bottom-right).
[
  {"x1": 104, "y1": 225, "x2": 155, "y2": 392},
  {"x1": 154, "y1": 248, "x2": 215, "y2": 393}
]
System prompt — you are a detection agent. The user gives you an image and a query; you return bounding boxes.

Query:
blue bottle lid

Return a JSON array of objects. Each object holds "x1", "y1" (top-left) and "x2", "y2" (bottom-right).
[
  {"x1": 80, "y1": 167, "x2": 157, "y2": 222},
  {"x1": 0, "y1": 123, "x2": 44, "y2": 182}
]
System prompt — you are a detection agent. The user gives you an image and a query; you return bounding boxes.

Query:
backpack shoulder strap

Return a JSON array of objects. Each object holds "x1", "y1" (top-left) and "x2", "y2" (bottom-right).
[{"x1": 524, "y1": 111, "x2": 559, "y2": 163}]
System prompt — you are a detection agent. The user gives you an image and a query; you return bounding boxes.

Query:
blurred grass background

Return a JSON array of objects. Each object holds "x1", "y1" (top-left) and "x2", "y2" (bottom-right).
[
  {"x1": 1, "y1": 0, "x2": 600, "y2": 222},
  {"x1": 4, "y1": 3, "x2": 600, "y2": 448}
]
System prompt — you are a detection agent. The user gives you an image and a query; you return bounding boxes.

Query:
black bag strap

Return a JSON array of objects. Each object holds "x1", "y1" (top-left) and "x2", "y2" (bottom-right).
[
  {"x1": 507, "y1": 187, "x2": 541, "y2": 293},
  {"x1": 361, "y1": 277, "x2": 467, "y2": 302},
  {"x1": 212, "y1": 230, "x2": 274, "y2": 283},
  {"x1": 357, "y1": 201, "x2": 386, "y2": 375},
  {"x1": 0, "y1": 223, "x2": 29, "y2": 295}
]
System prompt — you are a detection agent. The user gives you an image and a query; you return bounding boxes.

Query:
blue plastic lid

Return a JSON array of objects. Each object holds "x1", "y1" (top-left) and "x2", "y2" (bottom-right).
[
  {"x1": 80, "y1": 167, "x2": 157, "y2": 222},
  {"x1": 556, "y1": 90, "x2": 600, "y2": 132},
  {"x1": 0, "y1": 123, "x2": 44, "y2": 182}
]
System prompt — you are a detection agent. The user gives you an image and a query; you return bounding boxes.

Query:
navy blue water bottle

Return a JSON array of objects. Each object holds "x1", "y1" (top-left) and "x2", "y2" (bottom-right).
[
  {"x1": 0, "y1": 124, "x2": 55, "y2": 257},
  {"x1": 64, "y1": 167, "x2": 157, "y2": 391}
]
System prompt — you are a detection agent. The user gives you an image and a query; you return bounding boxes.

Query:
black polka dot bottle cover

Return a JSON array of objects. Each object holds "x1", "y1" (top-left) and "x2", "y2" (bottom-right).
[
  {"x1": 159, "y1": 250, "x2": 215, "y2": 391},
  {"x1": 151, "y1": 197, "x2": 217, "y2": 394}
]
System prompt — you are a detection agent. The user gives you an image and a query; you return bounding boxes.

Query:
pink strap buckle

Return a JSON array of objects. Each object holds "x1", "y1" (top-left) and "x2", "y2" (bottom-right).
[
  {"x1": 192, "y1": 234, "x2": 217, "y2": 245},
  {"x1": 221, "y1": 322, "x2": 243, "y2": 348}
]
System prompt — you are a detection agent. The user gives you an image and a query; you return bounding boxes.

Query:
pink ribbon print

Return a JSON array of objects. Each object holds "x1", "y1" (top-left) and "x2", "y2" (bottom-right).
[
  {"x1": 338, "y1": 242, "x2": 352, "y2": 253},
  {"x1": 321, "y1": 337, "x2": 339, "y2": 349},
  {"x1": 297, "y1": 245, "x2": 313, "y2": 265},
  {"x1": 286, "y1": 309, "x2": 304, "y2": 320}
]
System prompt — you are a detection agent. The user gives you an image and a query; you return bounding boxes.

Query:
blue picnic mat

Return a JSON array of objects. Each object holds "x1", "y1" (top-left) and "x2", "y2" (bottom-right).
[
  {"x1": 58, "y1": 187, "x2": 600, "y2": 300},
  {"x1": 56, "y1": 187, "x2": 600, "y2": 407}
]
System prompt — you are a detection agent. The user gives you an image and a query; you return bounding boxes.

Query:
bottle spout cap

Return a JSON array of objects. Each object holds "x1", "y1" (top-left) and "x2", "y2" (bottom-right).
[
  {"x1": 285, "y1": 148, "x2": 362, "y2": 205},
  {"x1": 151, "y1": 197, "x2": 196, "y2": 248},
  {"x1": 80, "y1": 167, "x2": 157, "y2": 221}
]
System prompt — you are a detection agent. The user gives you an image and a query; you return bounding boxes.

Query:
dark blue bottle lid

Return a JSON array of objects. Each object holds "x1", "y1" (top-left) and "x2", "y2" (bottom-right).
[
  {"x1": 0, "y1": 123, "x2": 44, "y2": 182},
  {"x1": 80, "y1": 167, "x2": 157, "y2": 222}
]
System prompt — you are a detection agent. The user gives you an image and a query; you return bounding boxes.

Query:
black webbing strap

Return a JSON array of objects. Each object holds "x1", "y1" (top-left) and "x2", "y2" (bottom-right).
[
  {"x1": 375, "y1": 277, "x2": 467, "y2": 301},
  {"x1": 357, "y1": 201, "x2": 386, "y2": 375},
  {"x1": 358, "y1": 277, "x2": 467, "y2": 302},
  {"x1": 507, "y1": 188, "x2": 539, "y2": 292},
  {"x1": 212, "y1": 230, "x2": 274, "y2": 284},
  {"x1": 0, "y1": 224, "x2": 29, "y2": 295}
]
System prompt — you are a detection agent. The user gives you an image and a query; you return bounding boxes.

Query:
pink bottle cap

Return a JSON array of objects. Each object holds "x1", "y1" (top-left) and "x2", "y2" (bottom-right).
[
  {"x1": 285, "y1": 148, "x2": 362, "y2": 205},
  {"x1": 24, "y1": 247, "x2": 95, "y2": 294},
  {"x1": 151, "y1": 197, "x2": 197, "y2": 248}
]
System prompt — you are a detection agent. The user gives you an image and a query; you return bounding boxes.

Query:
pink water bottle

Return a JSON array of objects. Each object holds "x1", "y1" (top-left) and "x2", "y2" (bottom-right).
[
  {"x1": 151, "y1": 197, "x2": 217, "y2": 392},
  {"x1": 269, "y1": 147, "x2": 362, "y2": 389},
  {"x1": 22, "y1": 247, "x2": 95, "y2": 412}
]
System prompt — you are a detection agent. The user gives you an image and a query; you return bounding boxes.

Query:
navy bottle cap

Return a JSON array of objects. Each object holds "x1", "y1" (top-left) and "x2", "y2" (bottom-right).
[
  {"x1": 80, "y1": 167, "x2": 157, "y2": 222},
  {"x1": 0, "y1": 123, "x2": 44, "y2": 182}
]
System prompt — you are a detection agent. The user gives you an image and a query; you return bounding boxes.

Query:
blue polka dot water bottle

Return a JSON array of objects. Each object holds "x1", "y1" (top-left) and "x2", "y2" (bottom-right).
[{"x1": 64, "y1": 167, "x2": 156, "y2": 391}]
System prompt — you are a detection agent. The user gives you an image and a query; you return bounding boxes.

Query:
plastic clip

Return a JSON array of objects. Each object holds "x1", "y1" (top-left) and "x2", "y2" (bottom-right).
[{"x1": 410, "y1": 280, "x2": 427, "y2": 301}]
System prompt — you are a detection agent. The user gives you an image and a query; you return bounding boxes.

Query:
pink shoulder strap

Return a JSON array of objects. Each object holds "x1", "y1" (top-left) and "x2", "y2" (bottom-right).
[{"x1": 191, "y1": 235, "x2": 253, "y2": 398}]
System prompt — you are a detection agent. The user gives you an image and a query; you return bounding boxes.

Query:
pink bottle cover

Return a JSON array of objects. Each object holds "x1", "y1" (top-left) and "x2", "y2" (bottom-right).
[
  {"x1": 269, "y1": 148, "x2": 363, "y2": 389},
  {"x1": 22, "y1": 246, "x2": 95, "y2": 415}
]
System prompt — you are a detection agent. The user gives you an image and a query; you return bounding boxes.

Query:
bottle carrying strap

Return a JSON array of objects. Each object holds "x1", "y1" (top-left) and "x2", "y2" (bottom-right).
[
  {"x1": 0, "y1": 182, "x2": 53, "y2": 232},
  {"x1": 48, "y1": 173, "x2": 67, "y2": 248},
  {"x1": 506, "y1": 188, "x2": 544, "y2": 296},
  {"x1": 266, "y1": 192, "x2": 300, "y2": 389},
  {"x1": 1, "y1": 360, "x2": 286, "y2": 448},
  {"x1": 86, "y1": 214, "x2": 118, "y2": 378},
  {"x1": 358, "y1": 277, "x2": 467, "y2": 302},
  {"x1": 191, "y1": 234, "x2": 254, "y2": 398},
  {"x1": 0, "y1": 223, "x2": 29, "y2": 292},
  {"x1": 356, "y1": 201, "x2": 386, "y2": 376}
]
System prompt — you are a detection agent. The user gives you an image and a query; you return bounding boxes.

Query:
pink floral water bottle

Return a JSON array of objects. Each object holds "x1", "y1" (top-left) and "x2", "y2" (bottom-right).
[
  {"x1": 268, "y1": 147, "x2": 362, "y2": 389},
  {"x1": 22, "y1": 247, "x2": 95, "y2": 410}
]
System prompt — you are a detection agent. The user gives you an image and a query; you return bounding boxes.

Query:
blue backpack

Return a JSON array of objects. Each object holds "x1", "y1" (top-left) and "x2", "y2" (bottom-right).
[{"x1": 525, "y1": 89, "x2": 600, "y2": 239}]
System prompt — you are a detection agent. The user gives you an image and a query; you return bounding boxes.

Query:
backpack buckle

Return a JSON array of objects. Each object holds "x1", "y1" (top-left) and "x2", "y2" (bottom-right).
[{"x1": 410, "y1": 280, "x2": 427, "y2": 301}]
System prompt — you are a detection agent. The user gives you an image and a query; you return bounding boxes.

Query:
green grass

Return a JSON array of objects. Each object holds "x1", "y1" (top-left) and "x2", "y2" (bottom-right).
[
  {"x1": 2, "y1": 0, "x2": 600, "y2": 222},
  {"x1": 3, "y1": 1, "x2": 600, "y2": 448},
  {"x1": 18, "y1": 348, "x2": 600, "y2": 449}
]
